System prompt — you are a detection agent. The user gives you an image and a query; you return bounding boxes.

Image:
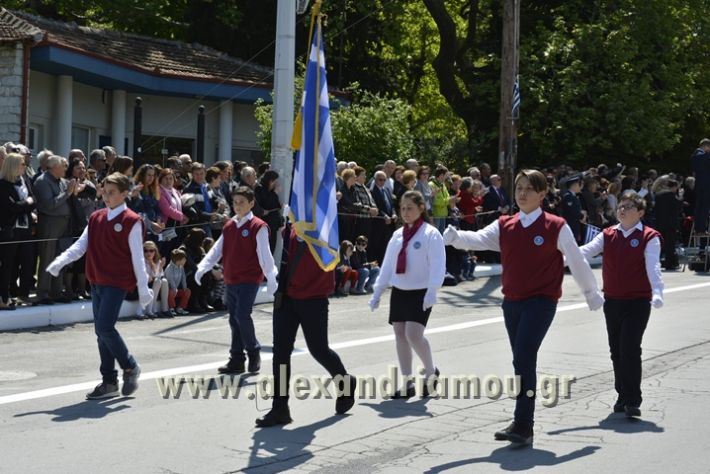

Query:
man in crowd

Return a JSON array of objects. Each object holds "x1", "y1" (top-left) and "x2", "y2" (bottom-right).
[{"x1": 691, "y1": 138, "x2": 710, "y2": 236}]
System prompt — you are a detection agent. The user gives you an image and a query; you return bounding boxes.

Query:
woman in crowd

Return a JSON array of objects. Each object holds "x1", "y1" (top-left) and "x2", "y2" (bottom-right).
[
  {"x1": 64, "y1": 159, "x2": 97, "y2": 299},
  {"x1": 158, "y1": 168, "x2": 189, "y2": 258},
  {"x1": 133, "y1": 164, "x2": 164, "y2": 243},
  {"x1": 337, "y1": 168, "x2": 359, "y2": 244},
  {"x1": 0, "y1": 153, "x2": 36, "y2": 310},
  {"x1": 254, "y1": 170, "x2": 283, "y2": 252},
  {"x1": 353, "y1": 166, "x2": 378, "y2": 245},
  {"x1": 205, "y1": 166, "x2": 230, "y2": 241},
  {"x1": 180, "y1": 227, "x2": 212, "y2": 313},
  {"x1": 414, "y1": 166, "x2": 433, "y2": 215},
  {"x1": 142, "y1": 240, "x2": 170, "y2": 318}
]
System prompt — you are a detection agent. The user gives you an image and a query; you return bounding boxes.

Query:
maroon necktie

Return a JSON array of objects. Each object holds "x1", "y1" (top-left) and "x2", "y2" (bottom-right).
[{"x1": 396, "y1": 218, "x2": 424, "y2": 274}]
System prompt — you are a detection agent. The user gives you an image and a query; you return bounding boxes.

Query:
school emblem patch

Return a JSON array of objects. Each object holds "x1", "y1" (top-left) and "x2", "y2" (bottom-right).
[
  {"x1": 113, "y1": 223, "x2": 123, "y2": 232},
  {"x1": 630, "y1": 239, "x2": 639, "y2": 248},
  {"x1": 533, "y1": 235, "x2": 544, "y2": 246},
  {"x1": 241, "y1": 229, "x2": 250, "y2": 237},
  {"x1": 413, "y1": 241, "x2": 422, "y2": 249}
]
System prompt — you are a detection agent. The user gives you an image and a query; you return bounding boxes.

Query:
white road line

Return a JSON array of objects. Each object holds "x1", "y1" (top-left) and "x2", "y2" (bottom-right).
[{"x1": 2, "y1": 281, "x2": 709, "y2": 406}]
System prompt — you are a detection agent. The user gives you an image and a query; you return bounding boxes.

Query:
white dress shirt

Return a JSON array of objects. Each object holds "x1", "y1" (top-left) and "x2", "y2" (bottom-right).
[
  {"x1": 196, "y1": 211, "x2": 277, "y2": 284},
  {"x1": 373, "y1": 222, "x2": 446, "y2": 293},
  {"x1": 47, "y1": 203, "x2": 151, "y2": 301},
  {"x1": 580, "y1": 221, "x2": 664, "y2": 298},
  {"x1": 450, "y1": 207, "x2": 602, "y2": 302}
]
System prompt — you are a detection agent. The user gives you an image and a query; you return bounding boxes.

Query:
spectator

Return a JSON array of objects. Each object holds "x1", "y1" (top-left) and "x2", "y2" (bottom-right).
[
  {"x1": 143, "y1": 241, "x2": 170, "y2": 318},
  {"x1": 31, "y1": 149, "x2": 53, "y2": 185},
  {"x1": 206, "y1": 166, "x2": 231, "y2": 240},
  {"x1": 183, "y1": 163, "x2": 215, "y2": 235},
  {"x1": 337, "y1": 168, "x2": 358, "y2": 243},
  {"x1": 559, "y1": 174, "x2": 585, "y2": 244},
  {"x1": 370, "y1": 170, "x2": 397, "y2": 264},
  {"x1": 429, "y1": 167, "x2": 457, "y2": 233},
  {"x1": 254, "y1": 170, "x2": 283, "y2": 252},
  {"x1": 164, "y1": 248, "x2": 191, "y2": 316},
  {"x1": 89, "y1": 149, "x2": 107, "y2": 177},
  {"x1": 64, "y1": 159, "x2": 97, "y2": 299},
  {"x1": 458, "y1": 178, "x2": 484, "y2": 232},
  {"x1": 200, "y1": 237, "x2": 225, "y2": 311},
  {"x1": 404, "y1": 158, "x2": 418, "y2": 171},
  {"x1": 180, "y1": 227, "x2": 212, "y2": 313},
  {"x1": 257, "y1": 162, "x2": 271, "y2": 178},
  {"x1": 34, "y1": 155, "x2": 75, "y2": 304},
  {"x1": 133, "y1": 164, "x2": 165, "y2": 242},
  {"x1": 580, "y1": 175, "x2": 603, "y2": 227},
  {"x1": 351, "y1": 235, "x2": 380, "y2": 293},
  {"x1": 0, "y1": 153, "x2": 35, "y2": 309},
  {"x1": 240, "y1": 166, "x2": 263, "y2": 216},
  {"x1": 353, "y1": 166, "x2": 378, "y2": 245},
  {"x1": 107, "y1": 155, "x2": 134, "y2": 177},
  {"x1": 392, "y1": 165, "x2": 406, "y2": 202},
  {"x1": 68, "y1": 149, "x2": 86, "y2": 164},
  {"x1": 158, "y1": 168, "x2": 188, "y2": 257},
  {"x1": 653, "y1": 178, "x2": 682, "y2": 270},
  {"x1": 414, "y1": 166, "x2": 433, "y2": 214},
  {"x1": 479, "y1": 162, "x2": 493, "y2": 187},
  {"x1": 335, "y1": 240, "x2": 359, "y2": 296}
]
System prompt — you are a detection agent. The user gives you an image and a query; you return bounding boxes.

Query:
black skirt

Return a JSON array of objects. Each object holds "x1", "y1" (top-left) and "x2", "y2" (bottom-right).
[{"x1": 389, "y1": 287, "x2": 432, "y2": 327}]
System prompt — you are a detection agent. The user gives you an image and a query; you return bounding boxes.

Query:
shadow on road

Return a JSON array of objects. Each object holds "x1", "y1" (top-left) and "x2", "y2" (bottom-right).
[
  {"x1": 547, "y1": 412, "x2": 664, "y2": 435},
  {"x1": 360, "y1": 397, "x2": 433, "y2": 419},
  {"x1": 14, "y1": 398, "x2": 131, "y2": 422},
  {"x1": 244, "y1": 414, "x2": 345, "y2": 472},
  {"x1": 425, "y1": 444, "x2": 600, "y2": 473}
]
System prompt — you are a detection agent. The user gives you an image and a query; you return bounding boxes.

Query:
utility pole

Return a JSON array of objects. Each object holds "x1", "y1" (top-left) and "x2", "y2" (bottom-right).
[
  {"x1": 270, "y1": 0, "x2": 309, "y2": 263},
  {"x1": 498, "y1": 0, "x2": 520, "y2": 198}
]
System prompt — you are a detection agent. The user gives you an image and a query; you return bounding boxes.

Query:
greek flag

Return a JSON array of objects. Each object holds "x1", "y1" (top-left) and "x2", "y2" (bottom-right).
[
  {"x1": 584, "y1": 223, "x2": 601, "y2": 244},
  {"x1": 512, "y1": 75, "x2": 521, "y2": 116},
  {"x1": 289, "y1": 20, "x2": 340, "y2": 271}
]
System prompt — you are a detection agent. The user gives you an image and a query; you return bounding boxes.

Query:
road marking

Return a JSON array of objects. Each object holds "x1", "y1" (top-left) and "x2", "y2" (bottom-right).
[{"x1": 2, "y1": 281, "x2": 709, "y2": 406}]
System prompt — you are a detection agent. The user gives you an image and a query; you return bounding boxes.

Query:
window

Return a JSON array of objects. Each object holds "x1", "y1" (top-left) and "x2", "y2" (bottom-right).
[
  {"x1": 27, "y1": 123, "x2": 43, "y2": 153},
  {"x1": 71, "y1": 125, "x2": 91, "y2": 152}
]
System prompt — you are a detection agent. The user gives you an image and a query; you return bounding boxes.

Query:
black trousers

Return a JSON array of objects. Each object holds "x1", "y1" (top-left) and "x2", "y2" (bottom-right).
[
  {"x1": 272, "y1": 295, "x2": 347, "y2": 407},
  {"x1": 657, "y1": 227, "x2": 678, "y2": 268},
  {"x1": 603, "y1": 298, "x2": 651, "y2": 407}
]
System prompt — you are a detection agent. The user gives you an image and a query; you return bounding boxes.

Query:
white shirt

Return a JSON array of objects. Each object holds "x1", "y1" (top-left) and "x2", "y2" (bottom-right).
[
  {"x1": 196, "y1": 211, "x2": 277, "y2": 283},
  {"x1": 374, "y1": 222, "x2": 446, "y2": 292},
  {"x1": 48, "y1": 203, "x2": 151, "y2": 300},
  {"x1": 580, "y1": 221, "x2": 663, "y2": 298},
  {"x1": 450, "y1": 207, "x2": 601, "y2": 300}
]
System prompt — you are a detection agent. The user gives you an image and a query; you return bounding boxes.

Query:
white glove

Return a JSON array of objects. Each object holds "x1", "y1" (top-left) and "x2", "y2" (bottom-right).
[
  {"x1": 139, "y1": 288, "x2": 154, "y2": 308},
  {"x1": 266, "y1": 278, "x2": 278, "y2": 296},
  {"x1": 368, "y1": 296, "x2": 380, "y2": 312},
  {"x1": 585, "y1": 291, "x2": 605, "y2": 311},
  {"x1": 194, "y1": 269, "x2": 205, "y2": 286},
  {"x1": 443, "y1": 225, "x2": 460, "y2": 246},
  {"x1": 46, "y1": 261, "x2": 62, "y2": 277},
  {"x1": 652, "y1": 294, "x2": 663, "y2": 309},
  {"x1": 423, "y1": 288, "x2": 437, "y2": 311}
]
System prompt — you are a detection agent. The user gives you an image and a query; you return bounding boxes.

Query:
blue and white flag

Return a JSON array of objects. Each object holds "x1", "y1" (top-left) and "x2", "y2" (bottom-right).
[
  {"x1": 289, "y1": 19, "x2": 340, "y2": 271},
  {"x1": 584, "y1": 223, "x2": 601, "y2": 245},
  {"x1": 512, "y1": 75, "x2": 521, "y2": 117}
]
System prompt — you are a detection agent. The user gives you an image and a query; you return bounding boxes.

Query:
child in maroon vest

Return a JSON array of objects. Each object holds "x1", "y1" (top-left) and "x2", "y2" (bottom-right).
[
  {"x1": 444, "y1": 169, "x2": 604, "y2": 445},
  {"x1": 580, "y1": 191, "x2": 663, "y2": 418},
  {"x1": 195, "y1": 186, "x2": 277, "y2": 375},
  {"x1": 47, "y1": 172, "x2": 152, "y2": 400}
]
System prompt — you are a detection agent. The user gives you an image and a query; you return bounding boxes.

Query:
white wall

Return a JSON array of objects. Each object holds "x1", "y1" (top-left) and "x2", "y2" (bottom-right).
[{"x1": 27, "y1": 72, "x2": 261, "y2": 164}]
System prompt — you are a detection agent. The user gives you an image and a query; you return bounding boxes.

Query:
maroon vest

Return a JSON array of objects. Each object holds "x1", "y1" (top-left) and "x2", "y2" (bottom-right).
[
  {"x1": 222, "y1": 217, "x2": 269, "y2": 285},
  {"x1": 499, "y1": 212, "x2": 565, "y2": 301},
  {"x1": 602, "y1": 226, "x2": 660, "y2": 299},
  {"x1": 85, "y1": 208, "x2": 143, "y2": 292},
  {"x1": 284, "y1": 227, "x2": 335, "y2": 299}
]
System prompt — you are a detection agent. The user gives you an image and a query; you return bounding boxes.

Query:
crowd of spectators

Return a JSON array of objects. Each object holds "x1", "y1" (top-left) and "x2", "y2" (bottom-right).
[{"x1": 1, "y1": 137, "x2": 706, "y2": 312}]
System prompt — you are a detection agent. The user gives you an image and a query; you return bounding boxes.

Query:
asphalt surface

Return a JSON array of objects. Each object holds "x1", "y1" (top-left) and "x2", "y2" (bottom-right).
[{"x1": 1, "y1": 267, "x2": 709, "y2": 473}]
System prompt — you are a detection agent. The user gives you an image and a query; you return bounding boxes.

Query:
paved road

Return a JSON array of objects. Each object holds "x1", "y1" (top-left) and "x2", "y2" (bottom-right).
[{"x1": 1, "y1": 268, "x2": 708, "y2": 473}]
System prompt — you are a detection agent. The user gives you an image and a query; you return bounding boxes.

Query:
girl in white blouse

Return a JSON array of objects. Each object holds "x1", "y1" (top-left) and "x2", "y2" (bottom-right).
[{"x1": 369, "y1": 190, "x2": 446, "y2": 398}]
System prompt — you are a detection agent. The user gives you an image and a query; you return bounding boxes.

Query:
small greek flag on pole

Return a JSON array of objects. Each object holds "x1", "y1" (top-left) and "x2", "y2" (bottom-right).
[
  {"x1": 289, "y1": 16, "x2": 340, "y2": 271},
  {"x1": 512, "y1": 75, "x2": 521, "y2": 117},
  {"x1": 584, "y1": 224, "x2": 602, "y2": 245}
]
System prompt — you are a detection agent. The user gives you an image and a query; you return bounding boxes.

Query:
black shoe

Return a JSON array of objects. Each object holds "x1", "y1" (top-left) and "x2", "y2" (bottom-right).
[
  {"x1": 255, "y1": 405, "x2": 292, "y2": 427},
  {"x1": 335, "y1": 374, "x2": 357, "y2": 415},
  {"x1": 390, "y1": 384, "x2": 416, "y2": 399},
  {"x1": 625, "y1": 405, "x2": 641, "y2": 418},
  {"x1": 122, "y1": 365, "x2": 141, "y2": 396},
  {"x1": 247, "y1": 351, "x2": 261, "y2": 374},
  {"x1": 421, "y1": 368, "x2": 441, "y2": 398},
  {"x1": 613, "y1": 400, "x2": 626, "y2": 413},
  {"x1": 494, "y1": 422, "x2": 516, "y2": 441},
  {"x1": 507, "y1": 422, "x2": 534, "y2": 445},
  {"x1": 86, "y1": 382, "x2": 119, "y2": 400},
  {"x1": 217, "y1": 359, "x2": 245, "y2": 375}
]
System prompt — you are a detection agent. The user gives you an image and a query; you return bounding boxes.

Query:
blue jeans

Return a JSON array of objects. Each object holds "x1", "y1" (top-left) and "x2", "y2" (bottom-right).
[
  {"x1": 433, "y1": 217, "x2": 447, "y2": 234},
  {"x1": 502, "y1": 296, "x2": 557, "y2": 427},
  {"x1": 225, "y1": 283, "x2": 261, "y2": 360},
  {"x1": 356, "y1": 266, "x2": 380, "y2": 291},
  {"x1": 91, "y1": 285, "x2": 136, "y2": 384}
]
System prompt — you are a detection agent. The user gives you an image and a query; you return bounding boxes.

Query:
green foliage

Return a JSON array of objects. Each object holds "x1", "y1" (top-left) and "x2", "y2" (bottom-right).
[{"x1": 254, "y1": 88, "x2": 414, "y2": 171}]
